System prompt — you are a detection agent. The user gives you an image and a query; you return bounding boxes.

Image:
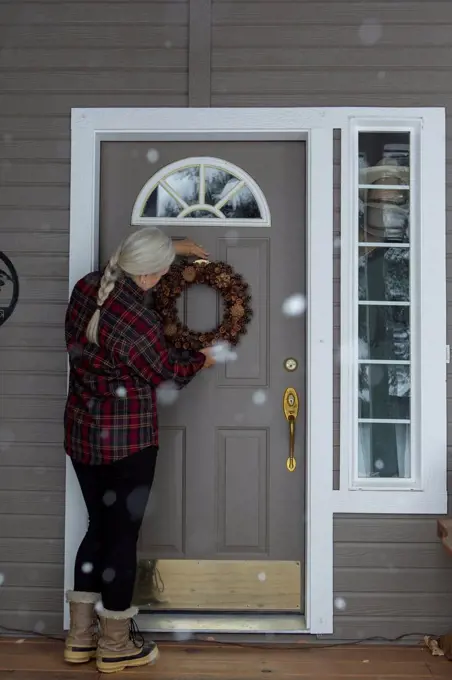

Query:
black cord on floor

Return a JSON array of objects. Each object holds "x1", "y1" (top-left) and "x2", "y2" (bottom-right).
[{"x1": 0, "y1": 622, "x2": 437, "y2": 651}]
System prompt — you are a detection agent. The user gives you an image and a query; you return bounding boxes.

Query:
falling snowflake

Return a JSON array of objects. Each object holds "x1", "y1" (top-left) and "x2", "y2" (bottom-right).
[
  {"x1": 211, "y1": 341, "x2": 238, "y2": 363},
  {"x1": 115, "y1": 386, "x2": 127, "y2": 398},
  {"x1": 282, "y1": 294, "x2": 306, "y2": 317},
  {"x1": 374, "y1": 459, "x2": 385, "y2": 471},
  {"x1": 358, "y1": 19, "x2": 382, "y2": 45},
  {"x1": 334, "y1": 597, "x2": 347, "y2": 611},
  {"x1": 257, "y1": 572, "x2": 266, "y2": 582},
  {"x1": 147, "y1": 148, "x2": 160, "y2": 164},
  {"x1": 252, "y1": 390, "x2": 267, "y2": 406},
  {"x1": 102, "y1": 568, "x2": 116, "y2": 583},
  {"x1": 156, "y1": 381, "x2": 179, "y2": 406},
  {"x1": 82, "y1": 562, "x2": 93, "y2": 574},
  {"x1": 103, "y1": 490, "x2": 117, "y2": 507}
]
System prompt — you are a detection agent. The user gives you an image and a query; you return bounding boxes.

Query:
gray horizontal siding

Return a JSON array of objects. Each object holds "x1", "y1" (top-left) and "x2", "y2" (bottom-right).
[
  {"x1": 0, "y1": 444, "x2": 66, "y2": 468},
  {"x1": 0, "y1": 2, "x2": 188, "y2": 23},
  {"x1": 212, "y1": 1, "x2": 452, "y2": 24},
  {"x1": 0, "y1": 491, "x2": 64, "y2": 516},
  {"x1": 211, "y1": 0, "x2": 452, "y2": 641},
  {"x1": 0, "y1": 0, "x2": 189, "y2": 635}
]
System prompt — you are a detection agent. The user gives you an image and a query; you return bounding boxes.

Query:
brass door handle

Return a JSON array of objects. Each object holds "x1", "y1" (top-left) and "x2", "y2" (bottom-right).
[{"x1": 283, "y1": 388, "x2": 299, "y2": 472}]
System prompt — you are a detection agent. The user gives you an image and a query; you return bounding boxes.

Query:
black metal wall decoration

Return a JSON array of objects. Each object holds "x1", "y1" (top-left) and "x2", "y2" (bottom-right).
[{"x1": 0, "y1": 251, "x2": 19, "y2": 327}]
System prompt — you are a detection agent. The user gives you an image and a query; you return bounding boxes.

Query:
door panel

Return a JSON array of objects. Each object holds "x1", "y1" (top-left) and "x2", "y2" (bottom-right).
[{"x1": 99, "y1": 141, "x2": 306, "y2": 571}]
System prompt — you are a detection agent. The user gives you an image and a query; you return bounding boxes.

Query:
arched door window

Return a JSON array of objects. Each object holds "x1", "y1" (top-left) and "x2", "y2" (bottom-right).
[{"x1": 131, "y1": 157, "x2": 271, "y2": 228}]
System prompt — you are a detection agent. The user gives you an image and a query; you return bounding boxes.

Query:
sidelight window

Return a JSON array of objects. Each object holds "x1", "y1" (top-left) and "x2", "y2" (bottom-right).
[{"x1": 339, "y1": 112, "x2": 447, "y2": 509}]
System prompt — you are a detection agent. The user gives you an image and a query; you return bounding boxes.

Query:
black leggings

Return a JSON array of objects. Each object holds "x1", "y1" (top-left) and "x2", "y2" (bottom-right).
[{"x1": 72, "y1": 446, "x2": 158, "y2": 611}]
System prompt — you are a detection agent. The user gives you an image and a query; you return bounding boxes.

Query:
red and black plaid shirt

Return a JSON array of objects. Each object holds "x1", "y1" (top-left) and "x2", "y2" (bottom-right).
[{"x1": 64, "y1": 271, "x2": 205, "y2": 465}]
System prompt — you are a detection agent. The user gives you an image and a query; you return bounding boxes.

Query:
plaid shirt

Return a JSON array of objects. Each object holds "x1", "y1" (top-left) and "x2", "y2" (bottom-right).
[{"x1": 64, "y1": 271, "x2": 205, "y2": 465}]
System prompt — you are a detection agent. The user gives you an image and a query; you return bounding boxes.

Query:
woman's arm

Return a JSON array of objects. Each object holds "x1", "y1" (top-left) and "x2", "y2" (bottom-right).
[
  {"x1": 126, "y1": 313, "x2": 207, "y2": 388},
  {"x1": 172, "y1": 238, "x2": 209, "y2": 259}
]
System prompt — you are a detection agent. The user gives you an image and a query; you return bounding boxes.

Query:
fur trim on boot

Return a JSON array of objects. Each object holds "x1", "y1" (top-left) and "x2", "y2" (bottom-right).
[
  {"x1": 64, "y1": 591, "x2": 99, "y2": 664},
  {"x1": 96, "y1": 605, "x2": 138, "y2": 619},
  {"x1": 66, "y1": 590, "x2": 100, "y2": 605},
  {"x1": 96, "y1": 606, "x2": 158, "y2": 674}
]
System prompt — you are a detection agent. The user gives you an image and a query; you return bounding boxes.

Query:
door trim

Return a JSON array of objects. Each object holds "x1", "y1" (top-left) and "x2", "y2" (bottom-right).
[{"x1": 66, "y1": 107, "x2": 335, "y2": 635}]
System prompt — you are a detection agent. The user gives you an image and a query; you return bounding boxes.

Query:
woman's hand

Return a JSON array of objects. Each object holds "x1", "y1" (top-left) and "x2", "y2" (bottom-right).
[
  {"x1": 199, "y1": 347, "x2": 216, "y2": 368},
  {"x1": 173, "y1": 238, "x2": 209, "y2": 259}
]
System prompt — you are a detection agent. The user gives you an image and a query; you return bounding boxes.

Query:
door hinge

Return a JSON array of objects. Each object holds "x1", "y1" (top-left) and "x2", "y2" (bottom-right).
[{"x1": 446, "y1": 345, "x2": 450, "y2": 364}]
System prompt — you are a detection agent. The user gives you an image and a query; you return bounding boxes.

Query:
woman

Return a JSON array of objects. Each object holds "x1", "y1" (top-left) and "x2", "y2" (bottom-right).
[{"x1": 64, "y1": 227, "x2": 215, "y2": 674}]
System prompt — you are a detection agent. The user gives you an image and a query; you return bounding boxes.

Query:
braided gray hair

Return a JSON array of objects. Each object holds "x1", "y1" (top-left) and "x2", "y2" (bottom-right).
[{"x1": 86, "y1": 227, "x2": 175, "y2": 345}]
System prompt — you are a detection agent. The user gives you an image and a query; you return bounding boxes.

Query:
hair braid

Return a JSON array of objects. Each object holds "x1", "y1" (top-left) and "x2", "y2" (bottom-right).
[{"x1": 85, "y1": 249, "x2": 121, "y2": 345}]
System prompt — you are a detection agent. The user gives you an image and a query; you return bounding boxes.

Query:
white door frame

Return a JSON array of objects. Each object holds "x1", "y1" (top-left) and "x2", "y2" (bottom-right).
[{"x1": 65, "y1": 107, "x2": 336, "y2": 635}]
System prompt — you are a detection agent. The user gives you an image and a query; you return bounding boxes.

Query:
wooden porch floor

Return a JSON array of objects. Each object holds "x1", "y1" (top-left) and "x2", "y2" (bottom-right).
[{"x1": 0, "y1": 639, "x2": 450, "y2": 679}]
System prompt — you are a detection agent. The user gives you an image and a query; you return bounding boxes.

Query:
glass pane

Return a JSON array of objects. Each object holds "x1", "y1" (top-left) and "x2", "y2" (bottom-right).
[
  {"x1": 359, "y1": 247, "x2": 409, "y2": 302},
  {"x1": 359, "y1": 131, "x2": 410, "y2": 184},
  {"x1": 165, "y1": 166, "x2": 200, "y2": 205},
  {"x1": 204, "y1": 166, "x2": 240, "y2": 206},
  {"x1": 359, "y1": 305, "x2": 410, "y2": 360},
  {"x1": 359, "y1": 364, "x2": 410, "y2": 419},
  {"x1": 187, "y1": 210, "x2": 220, "y2": 218},
  {"x1": 143, "y1": 185, "x2": 181, "y2": 218},
  {"x1": 358, "y1": 422, "x2": 410, "y2": 478},
  {"x1": 359, "y1": 188, "x2": 409, "y2": 243},
  {"x1": 221, "y1": 186, "x2": 261, "y2": 219}
]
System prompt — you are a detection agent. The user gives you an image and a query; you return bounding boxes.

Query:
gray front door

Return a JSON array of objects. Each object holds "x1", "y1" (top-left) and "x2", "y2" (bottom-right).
[{"x1": 99, "y1": 141, "x2": 306, "y2": 610}]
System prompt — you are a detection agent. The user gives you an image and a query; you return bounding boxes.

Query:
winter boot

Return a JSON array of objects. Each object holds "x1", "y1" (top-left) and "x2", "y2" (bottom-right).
[
  {"x1": 96, "y1": 606, "x2": 159, "y2": 674},
  {"x1": 64, "y1": 591, "x2": 99, "y2": 663}
]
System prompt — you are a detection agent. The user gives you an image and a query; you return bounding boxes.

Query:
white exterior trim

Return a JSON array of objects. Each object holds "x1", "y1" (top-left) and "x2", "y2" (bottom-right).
[
  {"x1": 65, "y1": 106, "x2": 445, "y2": 636},
  {"x1": 131, "y1": 155, "x2": 272, "y2": 227}
]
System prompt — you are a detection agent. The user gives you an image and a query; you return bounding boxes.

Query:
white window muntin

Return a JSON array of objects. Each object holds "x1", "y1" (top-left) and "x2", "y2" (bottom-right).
[
  {"x1": 131, "y1": 156, "x2": 272, "y2": 228},
  {"x1": 345, "y1": 117, "x2": 422, "y2": 491}
]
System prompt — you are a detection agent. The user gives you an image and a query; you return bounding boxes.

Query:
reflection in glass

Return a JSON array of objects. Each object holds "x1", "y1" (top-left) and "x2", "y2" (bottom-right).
[
  {"x1": 359, "y1": 364, "x2": 410, "y2": 420},
  {"x1": 188, "y1": 210, "x2": 220, "y2": 218},
  {"x1": 359, "y1": 305, "x2": 410, "y2": 361},
  {"x1": 359, "y1": 247, "x2": 409, "y2": 302},
  {"x1": 143, "y1": 185, "x2": 180, "y2": 218},
  {"x1": 204, "y1": 166, "x2": 240, "y2": 206},
  {"x1": 359, "y1": 131, "x2": 410, "y2": 184},
  {"x1": 165, "y1": 167, "x2": 199, "y2": 205},
  {"x1": 358, "y1": 423, "x2": 410, "y2": 478},
  {"x1": 221, "y1": 186, "x2": 261, "y2": 219},
  {"x1": 133, "y1": 558, "x2": 302, "y2": 611},
  {"x1": 359, "y1": 185, "x2": 409, "y2": 243}
]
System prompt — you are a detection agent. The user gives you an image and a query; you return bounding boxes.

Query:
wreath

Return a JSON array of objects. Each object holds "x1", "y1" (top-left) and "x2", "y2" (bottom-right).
[{"x1": 153, "y1": 259, "x2": 253, "y2": 351}]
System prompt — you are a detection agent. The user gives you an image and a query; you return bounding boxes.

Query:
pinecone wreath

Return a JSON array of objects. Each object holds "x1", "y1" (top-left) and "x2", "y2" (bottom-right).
[{"x1": 153, "y1": 259, "x2": 253, "y2": 351}]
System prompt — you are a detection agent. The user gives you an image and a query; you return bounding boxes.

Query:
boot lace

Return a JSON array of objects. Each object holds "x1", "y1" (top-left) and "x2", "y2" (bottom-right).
[{"x1": 129, "y1": 619, "x2": 145, "y2": 649}]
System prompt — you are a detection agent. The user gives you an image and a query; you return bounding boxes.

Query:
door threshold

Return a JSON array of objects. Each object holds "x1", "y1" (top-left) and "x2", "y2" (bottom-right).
[{"x1": 136, "y1": 612, "x2": 307, "y2": 634}]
